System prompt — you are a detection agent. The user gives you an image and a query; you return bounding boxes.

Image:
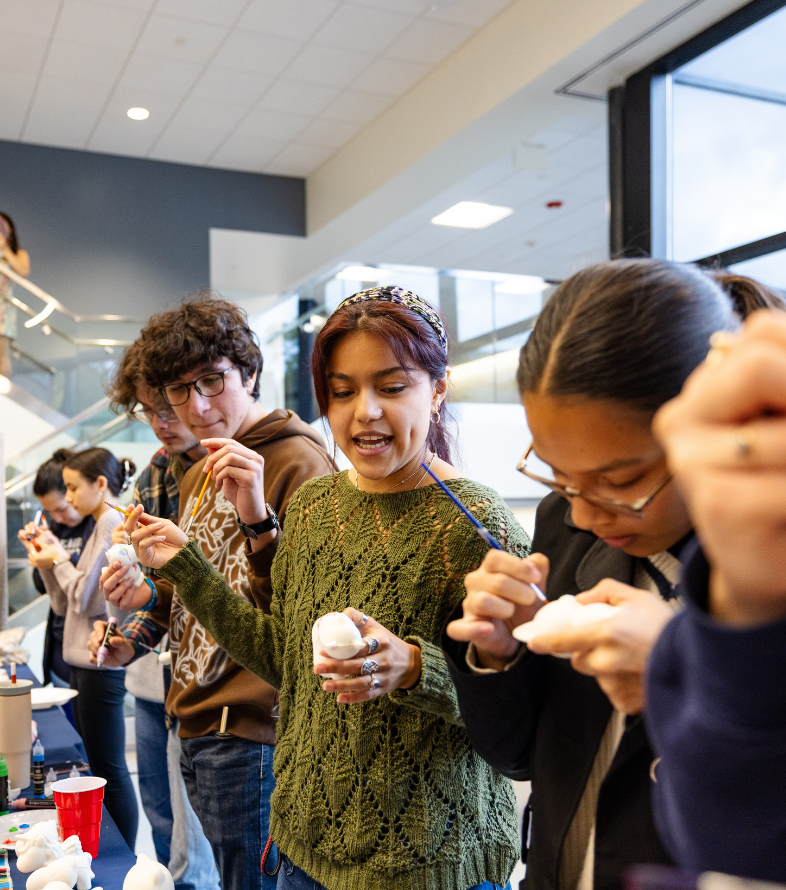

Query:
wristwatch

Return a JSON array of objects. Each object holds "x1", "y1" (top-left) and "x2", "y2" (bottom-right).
[
  {"x1": 236, "y1": 504, "x2": 280, "y2": 539},
  {"x1": 52, "y1": 554, "x2": 69, "y2": 567}
]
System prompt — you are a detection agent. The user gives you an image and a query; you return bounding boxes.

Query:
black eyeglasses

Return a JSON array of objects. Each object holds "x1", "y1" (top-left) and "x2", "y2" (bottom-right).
[
  {"x1": 159, "y1": 365, "x2": 238, "y2": 407},
  {"x1": 516, "y1": 444, "x2": 672, "y2": 519}
]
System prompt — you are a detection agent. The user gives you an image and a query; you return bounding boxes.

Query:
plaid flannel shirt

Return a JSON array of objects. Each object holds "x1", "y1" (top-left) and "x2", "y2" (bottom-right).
[{"x1": 121, "y1": 448, "x2": 187, "y2": 660}]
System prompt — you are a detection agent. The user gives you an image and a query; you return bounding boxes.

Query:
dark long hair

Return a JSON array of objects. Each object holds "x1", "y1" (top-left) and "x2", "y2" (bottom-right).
[
  {"x1": 517, "y1": 259, "x2": 783, "y2": 415},
  {"x1": 0, "y1": 213, "x2": 20, "y2": 253},
  {"x1": 33, "y1": 448, "x2": 76, "y2": 498},
  {"x1": 311, "y1": 297, "x2": 454, "y2": 463},
  {"x1": 64, "y1": 448, "x2": 136, "y2": 497}
]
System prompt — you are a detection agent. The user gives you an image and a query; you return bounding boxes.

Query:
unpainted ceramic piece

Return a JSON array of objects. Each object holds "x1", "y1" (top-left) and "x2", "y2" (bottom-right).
[
  {"x1": 41, "y1": 883, "x2": 73, "y2": 890},
  {"x1": 101, "y1": 544, "x2": 145, "y2": 587},
  {"x1": 15, "y1": 822, "x2": 63, "y2": 872},
  {"x1": 512, "y1": 595, "x2": 621, "y2": 656},
  {"x1": 26, "y1": 856, "x2": 78, "y2": 890},
  {"x1": 122, "y1": 853, "x2": 174, "y2": 890},
  {"x1": 312, "y1": 613, "x2": 365, "y2": 679}
]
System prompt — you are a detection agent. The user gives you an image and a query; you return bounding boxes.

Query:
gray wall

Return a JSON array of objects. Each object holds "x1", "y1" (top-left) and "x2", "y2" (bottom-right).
[{"x1": 0, "y1": 140, "x2": 305, "y2": 318}]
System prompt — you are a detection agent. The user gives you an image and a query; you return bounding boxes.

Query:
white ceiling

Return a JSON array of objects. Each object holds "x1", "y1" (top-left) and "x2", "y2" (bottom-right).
[{"x1": 1, "y1": 0, "x2": 513, "y2": 177}]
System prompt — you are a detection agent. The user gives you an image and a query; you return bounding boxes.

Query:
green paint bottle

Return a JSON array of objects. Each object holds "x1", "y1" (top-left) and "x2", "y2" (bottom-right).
[{"x1": 0, "y1": 754, "x2": 9, "y2": 815}]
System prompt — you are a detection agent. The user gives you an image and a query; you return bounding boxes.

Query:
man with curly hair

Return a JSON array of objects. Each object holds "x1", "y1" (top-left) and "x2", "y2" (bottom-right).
[{"x1": 99, "y1": 295, "x2": 334, "y2": 890}]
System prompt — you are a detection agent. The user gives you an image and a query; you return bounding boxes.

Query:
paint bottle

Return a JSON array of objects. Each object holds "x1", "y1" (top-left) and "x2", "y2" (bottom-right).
[
  {"x1": 44, "y1": 767, "x2": 56, "y2": 796},
  {"x1": 0, "y1": 754, "x2": 9, "y2": 816},
  {"x1": 96, "y1": 617, "x2": 118, "y2": 667},
  {"x1": 69, "y1": 764, "x2": 79, "y2": 779},
  {"x1": 32, "y1": 740, "x2": 45, "y2": 798}
]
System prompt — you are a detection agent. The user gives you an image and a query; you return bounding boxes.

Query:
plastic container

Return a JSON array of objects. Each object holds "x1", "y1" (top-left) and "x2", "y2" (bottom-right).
[
  {"x1": 51, "y1": 776, "x2": 107, "y2": 858},
  {"x1": 0, "y1": 678, "x2": 33, "y2": 789}
]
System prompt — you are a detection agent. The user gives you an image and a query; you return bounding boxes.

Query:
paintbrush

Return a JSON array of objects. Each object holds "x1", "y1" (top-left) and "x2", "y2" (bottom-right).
[
  {"x1": 183, "y1": 470, "x2": 212, "y2": 536},
  {"x1": 420, "y1": 463, "x2": 547, "y2": 601},
  {"x1": 105, "y1": 501, "x2": 133, "y2": 519}
]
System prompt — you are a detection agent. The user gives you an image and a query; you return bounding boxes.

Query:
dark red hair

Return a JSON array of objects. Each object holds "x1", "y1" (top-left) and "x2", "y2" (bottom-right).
[{"x1": 311, "y1": 300, "x2": 454, "y2": 463}]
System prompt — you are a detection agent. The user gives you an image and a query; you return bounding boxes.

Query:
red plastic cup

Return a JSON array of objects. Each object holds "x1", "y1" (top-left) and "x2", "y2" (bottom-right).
[{"x1": 51, "y1": 776, "x2": 107, "y2": 858}]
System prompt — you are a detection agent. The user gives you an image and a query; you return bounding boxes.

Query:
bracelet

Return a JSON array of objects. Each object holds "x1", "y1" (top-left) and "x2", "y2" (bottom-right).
[{"x1": 138, "y1": 577, "x2": 158, "y2": 612}]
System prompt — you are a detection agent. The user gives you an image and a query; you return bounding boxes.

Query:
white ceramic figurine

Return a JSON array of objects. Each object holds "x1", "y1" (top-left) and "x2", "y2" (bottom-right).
[
  {"x1": 26, "y1": 857, "x2": 78, "y2": 890},
  {"x1": 512, "y1": 594, "x2": 621, "y2": 656},
  {"x1": 312, "y1": 612, "x2": 365, "y2": 679},
  {"x1": 14, "y1": 822, "x2": 63, "y2": 872},
  {"x1": 122, "y1": 853, "x2": 174, "y2": 890},
  {"x1": 101, "y1": 543, "x2": 144, "y2": 587}
]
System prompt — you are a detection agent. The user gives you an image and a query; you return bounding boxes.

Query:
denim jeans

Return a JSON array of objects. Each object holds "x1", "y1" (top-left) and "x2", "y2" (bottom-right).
[
  {"x1": 167, "y1": 721, "x2": 220, "y2": 890},
  {"x1": 134, "y1": 699, "x2": 173, "y2": 865},
  {"x1": 180, "y1": 733, "x2": 277, "y2": 890},
  {"x1": 276, "y1": 856, "x2": 512, "y2": 890}
]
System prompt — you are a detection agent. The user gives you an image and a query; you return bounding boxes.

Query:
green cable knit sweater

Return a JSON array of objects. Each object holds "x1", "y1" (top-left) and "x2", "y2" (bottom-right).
[{"x1": 158, "y1": 471, "x2": 530, "y2": 890}]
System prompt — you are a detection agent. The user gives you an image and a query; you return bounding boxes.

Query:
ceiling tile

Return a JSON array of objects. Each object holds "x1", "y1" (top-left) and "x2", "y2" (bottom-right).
[
  {"x1": 96, "y1": 0, "x2": 156, "y2": 8},
  {"x1": 426, "y1": 0, "x2": 512, "y2": 29},
  {"x1": 0, "y1": 31, "x2": 49, "y2": 76},
  {"x1": 209, "y1": 133, "x2": 289, "y2": 172},
  {"x1": 148, "y1": 127, "x2": 221, "y2": 165},
  {"x1": 351, "y1": 0, "x2": 429, "y2": 14},
  {"x1": 234, "y1": 106, "x2": 311, "y2": 142},
  {"x1": 2, "y1": 0, "x2": 61, "y2": 37},
  {"x1": 117, "y1": 54, "x2": 204, "y2": 95},
  {"x1": 190, "y1": 66, "x2": 272, "y2": 106},
  {"x1": 297, "y1": 116, "x2": 358, "y2": 150},
  {"x1": 258, "y1": 78, "x2": 341, "y2": 117},
  {"x1": 213, "y1": 30, "x2": 303, "y2": 76},
  {"x1": 87, "y1": 114, "x2": 162, "y2": 157},
  {"x1": 0, "y1": 85, "x2": 35, "y2": 141},
  {"x1": 44, "y1": 39, "x2": 128, "y2": 85},
  {"x1": 285, "y1": 44, "x2": 374, "y2": 89},
  {"x1": 237, "y1": 0, "x2": 339, "y2": 41},
  {"x1": 134, "y1": 13, "x2": 228, "y2": 64},
  {"x1": 154, "y1": 0, "x2": 250, "y2": 27},
  {"x1": 264, "y1": 142, "x2": 333, "y2": 176},
  {"x1": 167, "y1": 97, "x2": 249, "y2": 132},
  {"x1": 313, "y1": 2, "x2": 413, "y2": 54},
  {"x1": 56, "y1": 1, "x2": 150, "y2": 52},
  {"x1": 30, "y1": 74, "x2": 113, "y2": 110},
  {"x1": 387, "y1": 18, "x2": 472, "y2": 64},
  {"x1": 23, "y1": 79, "x2": 110, "y2": 147},
  {"x1": 321, "y1": 89, "x2": 391, "y2": 124},
  {"x1": 350, "y1": 56, "x2": 430, "y2": 96}
]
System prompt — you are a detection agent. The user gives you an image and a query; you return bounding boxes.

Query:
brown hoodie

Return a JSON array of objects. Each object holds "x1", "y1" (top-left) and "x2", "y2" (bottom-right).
[{"x1": 151, "y1": 409, "x2": 335, "y2": 743}]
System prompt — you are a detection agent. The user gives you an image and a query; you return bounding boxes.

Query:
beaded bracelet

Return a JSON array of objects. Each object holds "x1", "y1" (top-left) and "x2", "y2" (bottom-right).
[{"x1": 138, "y1": 577, "x2": 158, "y2": 612}]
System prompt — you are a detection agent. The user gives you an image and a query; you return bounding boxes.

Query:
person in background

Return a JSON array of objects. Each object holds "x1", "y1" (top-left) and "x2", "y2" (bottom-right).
[
  {"x1": 0, "y1": 212, "x2": 31, "y2": 378},
  {"x1": 441, "y1": 262, "x2": 783, "y2": 890},
  {"x1": 18, "y1": 449, "x2": 95, "y2": 689},
  {"x1": 118, "y1": 287, "x2": 528, "y2": 890},
  {"x1": 97, "y1": 342, "x2": 218, "y2": 890},
  {"x1": 29, "y1": 447, "x2": 139, "y2": 849},
  {"x1": 648, "y1": 308, "x2": 786, "y2": 883},
  {"x1": 97, "y1": 296, "x2": 334, "y2": 890}
]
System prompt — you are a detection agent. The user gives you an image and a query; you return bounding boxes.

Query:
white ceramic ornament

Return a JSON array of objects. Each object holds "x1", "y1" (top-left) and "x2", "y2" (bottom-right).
[
  {"x1": 122, "y1": 853, "x2": 174, "y2": 890},
  {"x1": 312, "y1": 613, "x2": 364, "y2": 680},
  {"x1": 101, "y1": 544, "x2": 144, "y2": 587},
  {"x1": 41, "y1": 884, "x2": 74, "y2": 890},
  {"x1": 60, "y1": 837, "x2": 82, "y2": 857},
  {"x1": 71, "y1": 852, "x2": 94, "y2": 890},
  {"x1": 512, "y1": 595, "x2": 621, "y2": 657},
  {"x1": 15, "y1": 822, "x2": 63, "y2": 872},
  {"x1": 26, "y1": 857, "x2": 78, "y2": 890}
]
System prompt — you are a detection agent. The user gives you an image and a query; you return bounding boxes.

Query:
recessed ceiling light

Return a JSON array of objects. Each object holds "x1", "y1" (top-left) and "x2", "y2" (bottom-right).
[
  {"x1": 431, "y1": 202, "x2": 514, "y2": 229},
  {"x1": 336, "y1": 266, "x2": 390, "y2": 282},
  {"x1": 494, "y1": 276, "x2": 546, "y2": 295},
  {"x1": 127, "y1": 107, "x2": 149, "y2": 120}
]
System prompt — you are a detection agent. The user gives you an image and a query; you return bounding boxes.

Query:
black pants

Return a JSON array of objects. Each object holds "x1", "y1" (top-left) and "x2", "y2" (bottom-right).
[{"x1": 70, "y1": 666, "x2": 138, "y2": 849}]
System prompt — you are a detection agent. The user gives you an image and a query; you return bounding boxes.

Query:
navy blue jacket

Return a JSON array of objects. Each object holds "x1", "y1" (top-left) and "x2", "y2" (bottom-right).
[{"x1": 646, "y1": 541, "x2": 786, "y2": 883}]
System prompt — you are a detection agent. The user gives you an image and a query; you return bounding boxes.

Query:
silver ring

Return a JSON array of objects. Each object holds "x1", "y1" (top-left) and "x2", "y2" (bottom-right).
[
  {"x1": 369, "y1": 675, "x2": 381, "y2": 690},
  {"x1": 361, "y1": 660, "x2": 378, "y2": 675},
  {"x1": 366, "y1": 637, "x2": 379, "y2": 654},
  {"x1": 355, "y1": 613, "x2": 369, "y2": 628},
  {"x1": 127, "y1": 535, "x2": 133, "y2": 546}
]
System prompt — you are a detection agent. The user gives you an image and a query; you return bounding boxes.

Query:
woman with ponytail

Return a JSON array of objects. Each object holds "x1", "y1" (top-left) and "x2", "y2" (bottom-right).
[
  {"x1": 442, "y1": 260, "x2": 783, "y2": 890},
  {"x1": 32, "y1": 446, "x2": 139, "y2": 847},
  {"x1": 115, "y1": 288, "x2": 529, "y2": 890}
]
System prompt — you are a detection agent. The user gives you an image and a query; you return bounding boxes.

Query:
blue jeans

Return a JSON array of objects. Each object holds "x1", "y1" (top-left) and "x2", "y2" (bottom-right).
[
  {"x1": 135, "y1": 699, "x2": 173, "y2": 865},
  {"x1": 276, "y1": 856, "x2": 511, "y2": 890},
  {"x1": 180, "y1": 734, "x2": 277, "y2": 890},
  {"x1": 167, "y1": 722, "x2": 220, "y2": 890}
]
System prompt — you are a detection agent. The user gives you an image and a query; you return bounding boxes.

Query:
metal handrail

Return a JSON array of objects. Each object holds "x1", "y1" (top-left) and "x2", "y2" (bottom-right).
[{"x1": 4, "y1": 402, "x2": 131, "y2": 496}]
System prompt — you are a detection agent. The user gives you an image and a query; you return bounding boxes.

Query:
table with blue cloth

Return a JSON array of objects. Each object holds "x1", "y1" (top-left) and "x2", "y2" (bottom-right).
[{"x1": 7, "y1": 665, "x2": 137, "y2": 888}]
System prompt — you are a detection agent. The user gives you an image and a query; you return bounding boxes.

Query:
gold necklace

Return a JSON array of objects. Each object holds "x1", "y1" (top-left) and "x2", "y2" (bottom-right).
[{"x1": 354, "y1": 451, "x2": 436, "y2": 495}]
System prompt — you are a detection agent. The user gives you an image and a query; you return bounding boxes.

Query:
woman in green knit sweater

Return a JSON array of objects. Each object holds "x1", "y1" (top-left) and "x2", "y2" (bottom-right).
[{"x1": 123, "y1": 288, "x2": 529, "y2": 890}]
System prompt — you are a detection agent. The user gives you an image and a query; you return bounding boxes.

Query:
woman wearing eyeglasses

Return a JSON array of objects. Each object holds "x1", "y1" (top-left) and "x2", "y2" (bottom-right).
[{"x1": 442, "y1": 261, "x2": 784, "y2": 890}]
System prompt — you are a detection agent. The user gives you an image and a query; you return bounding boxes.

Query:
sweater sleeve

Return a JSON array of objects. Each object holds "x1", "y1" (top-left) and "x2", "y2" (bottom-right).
[
  {"x1": 390, "y1": 491, "x2": 532, "y2": 726},
  {"x1": 51, "y1": 512, "x2": 119, "y2": 617},
  {"x1": 157, "y1": 539, "x2": 286, "y2": 690},
  {"x1": 645, "y1": 541, "x2": 786, "y2": 879}
]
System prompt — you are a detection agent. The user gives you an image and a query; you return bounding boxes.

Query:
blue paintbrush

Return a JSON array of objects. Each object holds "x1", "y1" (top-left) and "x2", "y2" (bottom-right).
[{"x1": 421, "y1": 463, "x2": 547, "y2": 601}]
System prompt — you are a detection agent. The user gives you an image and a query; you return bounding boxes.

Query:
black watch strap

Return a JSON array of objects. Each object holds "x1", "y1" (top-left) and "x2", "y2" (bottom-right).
[{"x1": 237, "y1": 504, "x2": 280, "y2": 539}]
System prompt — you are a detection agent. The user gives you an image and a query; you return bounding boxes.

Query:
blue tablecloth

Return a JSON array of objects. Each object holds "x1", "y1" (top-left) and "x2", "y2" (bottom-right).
[{"x1": 7, "y1": 665, "x2": 137, "y2": 888}]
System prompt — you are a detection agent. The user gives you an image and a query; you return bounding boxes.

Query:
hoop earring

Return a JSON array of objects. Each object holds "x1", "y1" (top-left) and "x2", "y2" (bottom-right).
[{"x1": 430, "y1": 405, "x2": 441, "y2": 425}]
